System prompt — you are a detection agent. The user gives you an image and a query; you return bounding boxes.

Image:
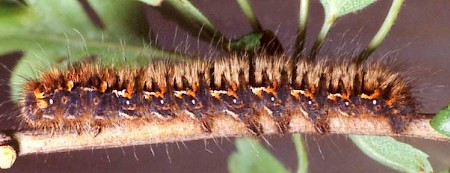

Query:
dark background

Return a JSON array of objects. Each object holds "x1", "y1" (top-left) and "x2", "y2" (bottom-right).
[{"x1": 1, "y1": 0, "x2": 450, "y2": 172}]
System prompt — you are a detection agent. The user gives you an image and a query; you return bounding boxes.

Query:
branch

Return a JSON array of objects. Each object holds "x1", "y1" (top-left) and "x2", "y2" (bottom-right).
[{"x1": 0, "y1": 111, "x2": 447, "y2": 169}]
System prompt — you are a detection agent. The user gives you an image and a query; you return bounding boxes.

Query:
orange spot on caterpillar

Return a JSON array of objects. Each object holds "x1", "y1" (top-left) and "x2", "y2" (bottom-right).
[
  {"x1": 124, "y1": 83, "x2": 133, "y2": 99},
  {"x1": 341, "y1": 87, "x2": 352, "y2": 100},
  {"x1": 303, "y1": 89, "x2": 315, "y2": 100},
  {"x1": 33, "y1": 89, "x2": 44, "y2": 99},
  {"x1": 186, "y1": 83, "x2": 198, "y2": 98},
  {"x1": 226, "y1": 83, "x2": 239, "y2": 98},
  {"x1": 264, "y1": 81, "x2": 278, "y2": 96},
  {"x1": 66, "y1": 81, "x2": 74, "y2": 91},
  {"x1": 361, "y1": 88, "x2": 381, "y2": 100},
  {"x1": 231, "y1": 82, "x2": 238, "y2": 91},
  {"x1": 99, "y1": 81, "x2": 107, "y2": 93},
  {"x1": 387, "y1": 97, "x2": 396, "y2": 107},
  {"x1": 154, "y1": 87, "x2": 166, "y2": 98}
]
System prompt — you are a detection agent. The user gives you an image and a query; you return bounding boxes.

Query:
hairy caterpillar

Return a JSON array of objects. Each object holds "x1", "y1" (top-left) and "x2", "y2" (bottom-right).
[{"x1": 20, "y1": 54, "x2": 416, "y2": 135}]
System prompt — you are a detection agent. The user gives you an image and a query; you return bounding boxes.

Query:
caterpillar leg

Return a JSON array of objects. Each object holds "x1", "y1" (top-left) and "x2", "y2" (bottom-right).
[
  {"x1": 198, "y1": 116, "x2": 213, "y2": 133},
  {"x1": 388, "y1": 114, "x2": 412, "y2": 133},
  {"x1": 298, "y1": 96, "x2": 330, "y2": 134},
  {"x1": 312, "y1": 118, "x2": 330, "y2": 134},
  {"x1": 274, "y1": 117, "x2": 291, "y2": 134},
  {"x1": 244, "y1": 118, "x2": 263, "y2": 136}
]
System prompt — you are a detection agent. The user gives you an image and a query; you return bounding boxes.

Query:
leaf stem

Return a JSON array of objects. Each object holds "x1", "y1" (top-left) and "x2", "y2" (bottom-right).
[
  {"x1": 293, "y1": 134, "x2": 308, "y2": 173},
  {"x1": 294, "y1": 0, "x2": 309, "y2": 59},
  {"x1": 237, "y1": 0, "x2": 262, "y2": 31},
  {"x1": 354, "y1": 0, "x2": 404, "y2": 64},
  {"x1": 309, "y1": 9, "x2": 335, "y2": 59}
]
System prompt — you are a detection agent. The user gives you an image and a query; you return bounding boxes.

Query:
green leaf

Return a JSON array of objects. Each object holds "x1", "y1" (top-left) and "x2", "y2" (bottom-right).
[
  {"x1": 319, "y1": 0, "x2": 376, "y2": 18},
  {"x1": 228, "y1": 138, "x2": 289, "y2": 173},
  {"x1": 350, "y1": 135, "x2": 433, "y2": 173},
  {"x1": 430, "y1": 104, "x2": 450, "y2": 137},
  {"x1": 0, "y1": 0, "x2": 185, "y2": 101}
]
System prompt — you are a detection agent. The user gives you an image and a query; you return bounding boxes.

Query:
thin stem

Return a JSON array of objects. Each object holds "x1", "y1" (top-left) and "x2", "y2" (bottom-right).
[
  {"x1": 237, "y1": 0, "x2": 262, "y2": 31},
  {"x1": 354, "y1": 0, "x2": 404, "y2": 64},
  {"x1": 294, "y1": 0, "x2": 309, "y2": 59},
  {"x1": 293, "y1": 134, "x2": 308, "y2": 173},
  {"x1": 309, "y1": 12, "x2": 335, "y2": 59}
]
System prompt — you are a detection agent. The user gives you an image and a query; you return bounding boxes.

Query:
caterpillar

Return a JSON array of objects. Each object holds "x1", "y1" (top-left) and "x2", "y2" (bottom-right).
[{"x1": 19, "y1": 54, "x2": 416, "y2": 135}]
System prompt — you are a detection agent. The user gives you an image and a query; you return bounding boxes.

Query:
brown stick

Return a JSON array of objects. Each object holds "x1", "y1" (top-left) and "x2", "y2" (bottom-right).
[{"x1": 0, "y1": 112, "x2": 448, "y2": 169}]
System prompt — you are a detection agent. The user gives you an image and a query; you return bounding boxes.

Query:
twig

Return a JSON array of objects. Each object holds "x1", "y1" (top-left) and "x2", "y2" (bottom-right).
[
  {"x1": 0, "y1": 111, "x2": 447, "y2": 169},
  {"x1": 0, "y1": 133, "x2": 16, "y2": 169}
]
